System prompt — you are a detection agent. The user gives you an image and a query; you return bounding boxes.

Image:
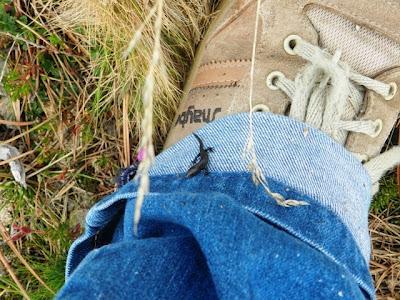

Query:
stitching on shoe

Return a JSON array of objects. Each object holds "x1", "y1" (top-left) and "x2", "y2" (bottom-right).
[
  {"x1": 199, "y1": 59, "x2": 251, "y2": 71},
  {"x1": 191, "y1": 59, "x2": 251, "y2": 90},
  {"x1": 190, "y1": 82, "x2": 240, "y2": 92}
]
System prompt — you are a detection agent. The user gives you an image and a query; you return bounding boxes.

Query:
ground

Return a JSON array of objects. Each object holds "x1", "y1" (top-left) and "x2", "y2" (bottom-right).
[{"x1": 0, "y1": 1, "x2": 399, "y2": 299}]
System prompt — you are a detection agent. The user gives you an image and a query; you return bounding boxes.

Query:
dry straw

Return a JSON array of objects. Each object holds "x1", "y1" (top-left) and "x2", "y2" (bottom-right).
[
  {"x1": 0, "y1": 0, "x2": 216, "y2": 296},
  {"x1": 43, "y1": 0, "x2": 217, "y2": 231},
  {"x1": 129, "y1": 0, "x2": 163, "y2": 234},
  {"x1": 47, "y1": 0, "x2": 215, "y2": 151}
]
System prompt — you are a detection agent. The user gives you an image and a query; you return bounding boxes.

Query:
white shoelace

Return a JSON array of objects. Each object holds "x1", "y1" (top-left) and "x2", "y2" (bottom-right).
[{"x1": 267, "y1": 36, "x2": 400, "y2": 194}]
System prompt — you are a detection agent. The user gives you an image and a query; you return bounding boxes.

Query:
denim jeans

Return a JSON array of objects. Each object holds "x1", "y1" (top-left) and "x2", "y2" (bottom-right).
[{"x1": 57, "y1": 113, "x2": 375, "y2": 299}]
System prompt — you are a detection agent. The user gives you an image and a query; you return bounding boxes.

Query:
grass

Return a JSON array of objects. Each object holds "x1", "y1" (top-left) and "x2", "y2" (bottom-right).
[
  {"x1": 0, "y1": 0, "x2": 217, "y2": 298},
  {"x1": 48, "y1": 0, "x2": 218, "y2": 156},
  {"x1": 370, "y1": 175, "x2": 400, "y2": 298},
  {"x1": 0, "y1": 0, "x2": 398, "y2": 299},
  {"x1": 0, "y1": 5, "x2": 98, "y2": 227}
]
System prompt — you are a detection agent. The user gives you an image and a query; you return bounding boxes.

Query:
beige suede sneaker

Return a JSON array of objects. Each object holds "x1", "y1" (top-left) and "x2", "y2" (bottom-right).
[{"x1": 165, "y1": 0, "x2": 400, "y2": 191}]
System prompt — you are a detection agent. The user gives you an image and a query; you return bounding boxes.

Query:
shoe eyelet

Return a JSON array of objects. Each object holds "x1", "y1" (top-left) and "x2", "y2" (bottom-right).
[
  {"x1": 352, "y1": 152, "x2": 369, "y2": 163},
  {"x1": 385, "y1": 82, "x2": 397, "y2": 100},
  {"x1": 284, "y1": 35, "x2": 302, "y2": 55},
  {"x1": 266, "y1": 71, "x2": 285, "y2": 90},
  {"x1": 252, "y1": 104, "x2": 270, "y2": 113},
  {"x1": 370, "y1": 119, "x2": 383, "y2": 138}
]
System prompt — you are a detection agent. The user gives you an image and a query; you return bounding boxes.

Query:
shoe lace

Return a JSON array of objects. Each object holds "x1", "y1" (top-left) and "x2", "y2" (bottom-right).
[{"x1": 267, "y1": 36, "x2": 400, "y2": 194}]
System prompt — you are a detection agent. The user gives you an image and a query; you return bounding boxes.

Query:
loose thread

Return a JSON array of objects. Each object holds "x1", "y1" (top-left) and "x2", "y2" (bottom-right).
[{"x1": 243, "y1": 0, "x2": 308, "y2": 207}]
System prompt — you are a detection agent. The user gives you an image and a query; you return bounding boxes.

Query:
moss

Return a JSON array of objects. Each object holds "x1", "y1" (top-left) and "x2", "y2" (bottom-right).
[{"x1": 371, "y1": 175, "x2": 399, "y2": 214}]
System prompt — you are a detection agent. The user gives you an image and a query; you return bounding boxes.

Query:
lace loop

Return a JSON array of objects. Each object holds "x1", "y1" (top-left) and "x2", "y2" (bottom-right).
[
  {"x1": 289, "y1": 36, "x2": 393, "y2": 99},
  {"x1": 267, "y1": 35, "x2": 400, "y2": 194},
  {"x1": 267, "y1": 36, "x2": 393, "y2": 144},
  {"x1": 333, "y1": 119, "x2": 382, "y2": 138}
]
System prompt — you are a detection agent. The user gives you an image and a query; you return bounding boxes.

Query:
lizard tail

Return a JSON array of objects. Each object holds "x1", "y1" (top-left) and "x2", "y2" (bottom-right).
[{"x1": 193, "y1": 133, "x2": 204, "y2": 149}]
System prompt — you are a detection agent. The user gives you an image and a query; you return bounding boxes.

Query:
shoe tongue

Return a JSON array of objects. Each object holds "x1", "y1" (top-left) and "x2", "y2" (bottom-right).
[{"x1": 306, "y1": 6, "x2": 400, "y2": 77}]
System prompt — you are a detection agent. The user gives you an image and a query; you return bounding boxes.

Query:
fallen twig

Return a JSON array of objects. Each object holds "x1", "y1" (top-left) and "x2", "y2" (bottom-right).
[{"x1": 0, "y1": 120, "x2": 37, "y2": 126}]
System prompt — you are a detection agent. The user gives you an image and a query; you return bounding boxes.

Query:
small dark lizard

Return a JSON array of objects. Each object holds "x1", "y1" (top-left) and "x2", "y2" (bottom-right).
[{"x1": 186, "y1": 133, "x2": 213, "y2": 177}]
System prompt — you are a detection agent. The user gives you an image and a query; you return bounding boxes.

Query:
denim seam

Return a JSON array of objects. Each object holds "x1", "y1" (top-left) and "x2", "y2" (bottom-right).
[{"x1": 66, "y1": 192, "x2": 141, "y2": 277}]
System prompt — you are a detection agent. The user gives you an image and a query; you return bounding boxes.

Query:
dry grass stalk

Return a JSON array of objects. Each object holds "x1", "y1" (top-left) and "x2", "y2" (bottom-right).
[
  {"x1": 0, "y1": 118, "x2": 53, "y2": 146},
  {"x1": 397, "y1": 120, "x2": 400, "y2": 196},
  {"x1": 44, "y1": 0, "x2": 216, "y2": 153},
  {"x1": 0, "y1": 223, "x2": 55, "y2": 294},
  {"x1": 0, "y1": 119, "x2": 36, "y2": 126},
  {"x1": 123, "y1": 93, "x2": 131, "y2": 167},
  {"x1": 0, "y1": 149, "x2": 35, "y2": 167},
  {"x1": 132, "y1": 0, "x2": 164, "y2": 234},
  {"x1": 40, "y1": 0, "x2": 218, "y2": 234},
  {"x1": 0, "y1": 0, "x2": 218, "y2": 296},
  {"x1": 0, "y1": 247, "x2": 30, "y2": 299},
  {"x1": 370, "y1": 208, "x2": 400, "y2": 298}
]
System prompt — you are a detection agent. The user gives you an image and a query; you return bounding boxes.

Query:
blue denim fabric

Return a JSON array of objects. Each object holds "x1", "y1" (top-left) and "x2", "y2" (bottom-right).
[{"x1": 58, "y1": 113, "x2": 375, "y2": 299}]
